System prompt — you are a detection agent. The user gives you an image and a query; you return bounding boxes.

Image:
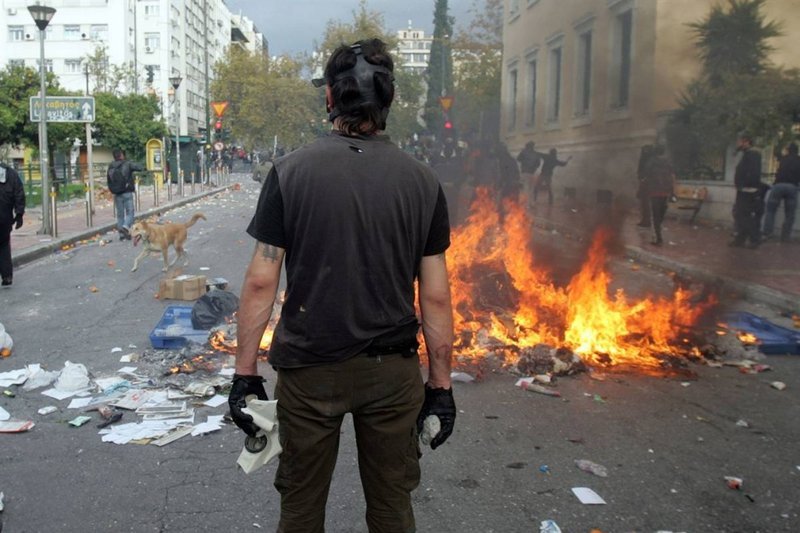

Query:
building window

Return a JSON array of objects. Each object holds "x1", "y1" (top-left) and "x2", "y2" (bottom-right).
[
  {"x1": 144, "y1": 3, "x2": 160, "y2": 17},
  {"x1": 65, "y1": 59, "x2": 82, "y2": 73},
  {"x1": 90, "y1": 24, "x2": 108, "y2": 41},
  {"x1": 611, "y1": 8, "x2": 633, "y2": 109},
  {"x1": 8, "y1": 25, "x2": 24, "y2": 41},
  {"x1": 145, "y1": 32, "x2": 160, "y2": 50},
  {"x1": 575, "y1": 30, "x2": 592, "y2": 115},
  {"x1": 527, "y1": 56, "x2": 537, "y2": 127},
  {"x1": 508, "y1": 67, "x2": 518, "y2": 131},
  {"x1": 37, "y1": 59, "x2": 54, "y2": 73},
  {"x1": 547, "y1": 45, "x2": 562, "y2": 122},
  {"x1": 64, "y1": 25, "x2": 81, "y2": 40},
  {"x1": 8, "y1": 59, "x2": 25, "y2": 68}
]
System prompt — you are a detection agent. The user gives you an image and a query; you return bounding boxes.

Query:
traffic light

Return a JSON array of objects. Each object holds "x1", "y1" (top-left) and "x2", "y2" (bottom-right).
[
  {"x1": 444, "y1": 120, "x2": 453, "y2": 131},
  {"x1": 214, "y1": 120, "x2": 222, "y2": 139},
  {"x1": 145, "y1": 65, "x2": 154, "y2": 84}
]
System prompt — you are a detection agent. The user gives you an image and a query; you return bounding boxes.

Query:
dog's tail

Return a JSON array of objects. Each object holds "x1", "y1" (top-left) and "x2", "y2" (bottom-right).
[{"x1": 184, "y1": 212, "x2": 206, "y2": 228}]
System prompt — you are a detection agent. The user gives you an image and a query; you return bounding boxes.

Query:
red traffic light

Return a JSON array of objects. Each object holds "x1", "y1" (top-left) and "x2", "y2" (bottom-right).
[
  {"x1": 215, "y1": 120, "x2": 222, "y2": 131},
  {"x1": 444, "y1": 120, "x2": 453, "y2": 130}
]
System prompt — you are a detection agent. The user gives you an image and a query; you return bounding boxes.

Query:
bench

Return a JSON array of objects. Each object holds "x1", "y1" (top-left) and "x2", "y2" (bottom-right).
[{"x1": 672, "y1": 185, "x2": 708, "y2": 224}]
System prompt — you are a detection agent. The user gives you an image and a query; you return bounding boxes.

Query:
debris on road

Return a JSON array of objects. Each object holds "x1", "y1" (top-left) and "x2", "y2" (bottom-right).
[
  {"x1": 770, "y1": 381, "x2": 786, "y2": 391},
  {"x1": 450, "y1": 371, "x2": 475, "y2": 383},
  {"x1": 540, "y1": 519, "x2": 562, "y2": 533},
  {"x1": 68, "y1": 416, "x2": 92, "y2": 427},
  {"x1": 575, "y1": 459, "x2": 609, "y2": 477},
  {"x1": 571, "y1": 487, "x2": 606, "y2": 505},
  {"x1": 724, "y1": 476, "x2": 743, "y2": 490},
  {"x1": 0, "y1": 420, "x2": 34, "y2": 433},
  {"x1": 0, "y1": 406, "x2": 9, "y2": 421},
  {"x1": 37, "y1": 406, "x2": 57, "y2": 415},
  {"x1": 516, "y1": 378, "x2": 561, "y2": 397}
]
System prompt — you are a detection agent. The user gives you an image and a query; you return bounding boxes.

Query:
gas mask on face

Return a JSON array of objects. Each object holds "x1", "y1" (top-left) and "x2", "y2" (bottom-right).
[{"x1": 312, "y1": 44, "x2": 394, "y2": 130}]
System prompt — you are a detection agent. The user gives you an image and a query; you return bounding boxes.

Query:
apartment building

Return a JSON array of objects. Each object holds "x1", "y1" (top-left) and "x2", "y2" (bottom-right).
[
  {"x1": 501, "y1": 0, "x2": 800, "y2": 221},
  {"x1": 396, "y1": 23, "x2": 432, "y2": 73},
  {"x1": 1, "y1": 0, "x2": 265, "y2": 142}
]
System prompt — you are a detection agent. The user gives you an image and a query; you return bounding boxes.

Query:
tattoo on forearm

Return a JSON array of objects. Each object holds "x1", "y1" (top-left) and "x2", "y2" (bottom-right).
[{"x1": 259, "y1": 243, "x2": 280, "y2": 262}]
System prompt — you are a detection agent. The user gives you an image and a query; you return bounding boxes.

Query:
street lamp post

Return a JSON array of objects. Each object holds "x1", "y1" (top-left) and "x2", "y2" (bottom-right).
[
  {"x1": 169, "y1": 76, "x2": 183, "y2": 194},
  {"x1": 28, "y1": 4, "x2": 56, "y2": 236}
]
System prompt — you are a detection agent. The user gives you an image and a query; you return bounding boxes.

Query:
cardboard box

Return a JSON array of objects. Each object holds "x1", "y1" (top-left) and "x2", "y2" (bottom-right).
[{"x1": 159, "y1": 275, "x2": 207, "y2": 301}]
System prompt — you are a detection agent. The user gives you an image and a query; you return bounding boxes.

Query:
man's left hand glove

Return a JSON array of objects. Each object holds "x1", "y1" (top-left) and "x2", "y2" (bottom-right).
[
  {"x1": 416, "y1": 385, "x2": 456, "y2": 450},
  {"x1": 13, "y1": 213, "x2": 23, "y2": 230},
  {"x1": 228, "y1": 374, "x2": 268, "y2": 437}
]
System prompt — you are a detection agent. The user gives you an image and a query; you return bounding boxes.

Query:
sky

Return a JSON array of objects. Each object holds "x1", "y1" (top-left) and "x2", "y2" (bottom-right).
[{"x1": 224, "y1": 0, "x2": 475, "y2": 56}]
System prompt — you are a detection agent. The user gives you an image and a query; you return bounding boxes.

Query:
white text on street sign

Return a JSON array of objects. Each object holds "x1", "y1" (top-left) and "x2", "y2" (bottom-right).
[{"x1": 29, "y1": 96, "x2": 96, "y2": 123}]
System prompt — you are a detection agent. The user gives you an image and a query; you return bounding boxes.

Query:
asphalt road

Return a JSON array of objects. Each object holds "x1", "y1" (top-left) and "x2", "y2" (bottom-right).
[{"x1": 1, "y1": 178, "x2": 798, "y2": 532}]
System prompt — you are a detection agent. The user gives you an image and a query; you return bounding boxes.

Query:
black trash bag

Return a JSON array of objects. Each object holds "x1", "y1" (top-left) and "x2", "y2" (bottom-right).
[{"x1": 191, "y1": 290, "x2": 240, "y2": 330}]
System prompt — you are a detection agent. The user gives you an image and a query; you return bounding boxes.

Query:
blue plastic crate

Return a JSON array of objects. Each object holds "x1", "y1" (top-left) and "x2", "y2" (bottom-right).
[
  {"x1": 722, "y1": 312, "x2": 800, "y2": 355},
  {"x1": 150, "y1": 305, "x2": 210, "y2": 349}
]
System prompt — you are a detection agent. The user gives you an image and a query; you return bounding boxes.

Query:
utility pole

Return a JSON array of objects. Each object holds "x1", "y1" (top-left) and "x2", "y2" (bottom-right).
[
  {"x1": 133, "y1": 0, "x2": 138, "y2": 93},
  {"x1": 203, "y1": 0, "x2": 210, "y2": 184}
]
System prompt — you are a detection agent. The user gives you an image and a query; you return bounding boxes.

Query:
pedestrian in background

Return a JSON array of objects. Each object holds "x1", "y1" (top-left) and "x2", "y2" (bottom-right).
[
  {"x1": 762, "y1": 143, "x2": 799, "y2": 242},
  {"x1": 0, "y1": 162, "x2": 25, "y2": 286},
  {"x1": 517, "y1": 141, "x2": 542, "y2": 209},
  {"x1": 643, "y1": 145, "x2": 675, "y2": 246},
  {"x1": 729, "y1": 134, "x2": 763, "y2": 248},
  {"x1": 229, "y1": 38, "x2": 455, "y2": 532},
  {"x1": 534, "y1": 148, "x2": 571, "y2": 206},
  {"x1": 106, "y1": 149, "x2": 143, "y2": 241},
  {"x1": 636, "y1": 144, "x2": 655, "y2": 227}
]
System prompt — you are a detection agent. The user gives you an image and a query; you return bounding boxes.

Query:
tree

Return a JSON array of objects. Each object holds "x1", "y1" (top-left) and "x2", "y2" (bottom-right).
[
  {"x1": 422, "y1": 0, "x2": 454, "y2": 134},
  {"x1": 450, "y1": 0, "x2": 503, "y2": 141},
  {"x1": 668, "y1": 0, "x2": 800, "y2": 174},
  {"x1": 92, "y1": 93, "x2": 165, "y2": 161},
  {"x1": 84, "y1": 46, "x2": 137, "y2": 95},
  {"x1": 212, "y1": 47, "x2": 317, "y2": 150}
]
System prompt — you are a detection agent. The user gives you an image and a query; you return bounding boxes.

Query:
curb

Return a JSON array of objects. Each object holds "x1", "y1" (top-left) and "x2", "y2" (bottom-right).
[
  {"x1": 533, "y1": 218, "x2": 800, "y2": 314},
  {"x1": 12, "y1": 184, "x2": 235, "y2": 269}
]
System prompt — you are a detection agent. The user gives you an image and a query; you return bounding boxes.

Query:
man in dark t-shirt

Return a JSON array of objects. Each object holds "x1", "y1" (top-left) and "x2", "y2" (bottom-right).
[{"x1": 229, "y1": 39, "x2": 456, "y2": 531}]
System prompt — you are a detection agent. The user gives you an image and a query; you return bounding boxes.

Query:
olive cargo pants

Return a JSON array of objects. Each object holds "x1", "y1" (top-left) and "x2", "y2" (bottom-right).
[{"x1": 274, "y1": 352, "x2": 425, "y2": 533}]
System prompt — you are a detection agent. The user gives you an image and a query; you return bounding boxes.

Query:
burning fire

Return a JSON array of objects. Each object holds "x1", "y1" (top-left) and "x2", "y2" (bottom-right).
[
  {"x1": 208, "y1": 188, "x2": 715, "y2": 374},
  {"x1": 447, "y1": 188, "x2": 715, "y2": 373}
]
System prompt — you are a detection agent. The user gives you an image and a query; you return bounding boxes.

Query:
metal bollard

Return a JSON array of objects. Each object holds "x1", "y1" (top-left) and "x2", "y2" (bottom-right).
[
  {"x1": 85, "y1": 186, "x2": 92, "y2": 227},
  {"x1": 153, "y1": 177, "x2": 159, "y2": 207},
  {"x1": 50, "y1": 187, "x2": 58, "y2": 238},
  {"x1": 190, "y1": 171, "x2": 196, "y2": 195},
  {"x1": 167, "y1": 172, "x2": 172, "y2": 201},
  {"x1": 179, "y1": 170, "x2": 184, "y2": 197},
  {"x1": 134, "y1": 177, "x2": 141, "y2": 212}
]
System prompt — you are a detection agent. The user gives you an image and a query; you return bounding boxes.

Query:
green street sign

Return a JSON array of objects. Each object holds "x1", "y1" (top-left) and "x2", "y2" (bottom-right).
[{"x1": 29, "y1": 96, "x2": 96, "y2": 122}]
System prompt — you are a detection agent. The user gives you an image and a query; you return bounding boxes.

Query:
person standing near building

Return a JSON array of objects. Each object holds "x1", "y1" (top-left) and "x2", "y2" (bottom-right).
[
  {"x1": 0, "y1": 163, "x2": 25, "y2": 287},
  {"x1": 636, "y1": 144, "x2": 655, "y2": 227},
  {"x1": 534, "y1": 148, "x2": 571, "y2": 206},
  {"x1": 517, "y1": 141, "x2": 542, "y2": 208},
  {"x1": 643, "y1": 145, "x2": 675, "y2": 246},
  {"x1": 730, "y1": 134, "x2": 763, "y2": 248},
  {"x1": 106, "y1": 149, "x2": 143, "y2": 241},
  {"x1": 762, "y1": 143, "x2": 799, "y2": 242},
  {"x1": 229, "y1": 39, "x2": 456, "y2": 532}
]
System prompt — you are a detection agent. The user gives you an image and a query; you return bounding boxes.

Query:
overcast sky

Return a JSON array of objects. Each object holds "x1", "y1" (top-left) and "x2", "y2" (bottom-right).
[{"x1": 225, "y1": 0, "x2": 475, "y2": 56}]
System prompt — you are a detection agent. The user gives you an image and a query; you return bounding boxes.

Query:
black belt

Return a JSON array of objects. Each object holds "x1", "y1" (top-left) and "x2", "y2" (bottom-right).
[{"x1": 364, "y1": 340, "x2": 418, "y2": 358}]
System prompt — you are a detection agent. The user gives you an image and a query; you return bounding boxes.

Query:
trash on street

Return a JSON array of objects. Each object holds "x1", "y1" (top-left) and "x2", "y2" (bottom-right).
[
  {"x1": 575, "y1": 459, "x2": 609, "y2": 477},
  {"x1": 572, "y1": 487, "x2": 606, "y2": 505}
]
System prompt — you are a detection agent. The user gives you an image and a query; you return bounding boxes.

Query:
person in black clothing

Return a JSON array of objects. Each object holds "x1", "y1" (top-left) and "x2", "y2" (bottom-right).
[
  {"x1": 762, "y1": 143, "x2": 800, "y2": 242},
  {"x1": 0, "y1": 163, "x2": 25, "y2": 286},
  {"x1": 517, "y1": 141, "x2": 542, "y2": 208},
  {"x1": 230, "y1": 39, "x2": 455, "y2": 532},
  {"x1": 643, "y1": 145, "x2": 675, "y2": 246},
  {"x1": 636, "y1": 145, "x2": 655, "y2": 227},
  {"x1": 730, "y1": 134, "x2": 763, "y2": 248},
  {"x1": 534, "y1": 148, "x2": 571, "y2": 205},
  {"x1": 106, "y1": 149, "x2": 144, "y2": 241}
]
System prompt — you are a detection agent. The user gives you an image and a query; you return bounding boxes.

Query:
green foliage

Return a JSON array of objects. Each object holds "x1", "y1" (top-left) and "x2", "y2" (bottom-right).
[
  {"x1": 450, "y1": 0, "x2": 503, "y2": 140},
  {"x1": 92, "y1": 92, "x2": 166, "y2": 161},
  {"x1": 689, "y1": 0, "x2": 781, "y2": 86},
  {"x1": 212, "y1": 47, "x2": 317, "y2": 150},
  {"x1": 422, "y1": 0, "x2": 455, "y2": 133},
  {"x1": 84, "y1": 46, "x2": 137, "y2": 95},
  {"x1": 670, "y1": 0, "x2": 800, "y2": 174}
]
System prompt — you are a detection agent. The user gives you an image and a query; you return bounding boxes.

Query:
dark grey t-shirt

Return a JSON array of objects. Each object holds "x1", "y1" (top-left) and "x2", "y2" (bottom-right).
[{"x1": 247, "y1": 132, "x2": 450, "y2": 367}]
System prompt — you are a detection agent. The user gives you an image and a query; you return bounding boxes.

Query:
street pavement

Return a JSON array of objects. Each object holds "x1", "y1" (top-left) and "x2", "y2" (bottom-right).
[{"x1": 0, "y1": 178, "x2": 798, "y2": 532}]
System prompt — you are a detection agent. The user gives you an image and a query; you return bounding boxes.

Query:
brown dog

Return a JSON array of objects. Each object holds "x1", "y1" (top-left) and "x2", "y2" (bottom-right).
[{"x1": 130, "y1": 213, "x2": 206, "y2": 272}]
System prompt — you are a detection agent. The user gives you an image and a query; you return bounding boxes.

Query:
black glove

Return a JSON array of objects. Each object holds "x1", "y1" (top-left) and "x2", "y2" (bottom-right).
[
  {"x1": 416, "y1": 384, "x2": 456, "y2": 450},
  {"x1": 228, "y1": 374, "x2": 268, "y2": 436},
  {"x1": 14, "y1": 213, "x2": 23, "y2": 230}
]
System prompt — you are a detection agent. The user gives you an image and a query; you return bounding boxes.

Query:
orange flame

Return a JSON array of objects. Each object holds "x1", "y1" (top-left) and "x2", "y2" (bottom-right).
[{"x1": 447, "y1": 188, "x2": 715, "y2": 372}]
